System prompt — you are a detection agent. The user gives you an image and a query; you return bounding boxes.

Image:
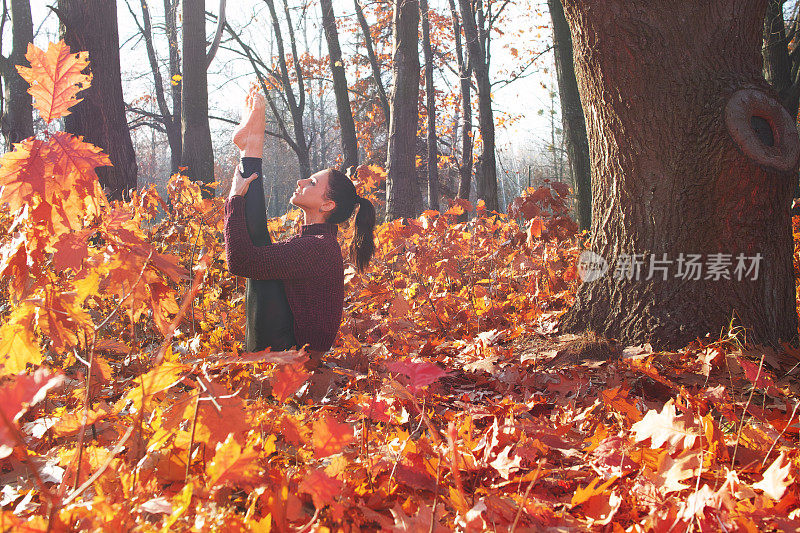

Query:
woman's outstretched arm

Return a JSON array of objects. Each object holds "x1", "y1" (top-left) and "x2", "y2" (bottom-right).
[{"x1": 224, "y1": 195, "x2": 335, "y2": 280}]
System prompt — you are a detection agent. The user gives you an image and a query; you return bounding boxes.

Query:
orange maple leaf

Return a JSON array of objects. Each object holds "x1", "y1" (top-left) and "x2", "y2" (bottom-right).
[
  {"x1": 313, "y1": 416, "x2": 354, "y2": 458},
  {"x1": 0, "y1": 369, "x2": 63, "y2": 458},
  {"x1": 206, "y1": 434, "x2": 261, "y2": 488},
  {"x1": 17, "y1": 41, "x2": 91, "y2": 123},
  {"x1": 298, "y1": 469, "x2": 343, "y2": 509},
  {"x1": 0, "y1": 138, "x2": 51, "y2": 210},
  {"x1": 271, "y1": 362, "x2": 310, "y2": 402}
]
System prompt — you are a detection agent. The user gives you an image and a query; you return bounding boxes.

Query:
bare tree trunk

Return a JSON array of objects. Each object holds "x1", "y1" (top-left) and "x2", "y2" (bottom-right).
[
  {"x1": 420, "y1": 0, "x2": 439, "y2": 211},
  {"x1": 763, "y1": 0, "x2": 800, "y2": 119},
  {"x1": 458, "y1": 0, "x2": 498, "y2": 212},
  {"x1": 354, "y1": 0, "x2": 391, "y2": 127},
  {"x1": 165, "y1": 0, "x2": 182, "y2": 171},
  {"x1": 448, "y1": 0, "x2": 473, "y2": 211},
  {"x1": 560, "y1": 0, "x2": 799, "y2": 349},
  {"x1": 548, "y1": 0, "x2": 590, "y2": 231},
  {"x1": 265, "y1": 0, "x2": 310, "y2": 179},
  {"x1": 133, "y1": 0, "x2": 182, "y2": 174},
  {"x1": 0, "y1": 0, "x2": 33, "y2": 150},
  {"x1": 320, "y1": 0, "x2": 358, "y2": 173},
  {"x1": 385, "y1": 0, "x2": 423, "y2": 221},
  {"x1": 181, "y1": 0, "x2": 215, "y2": 194},
  {"x1": 58, "y1": 0, "x2": 138, "y2": 200}
]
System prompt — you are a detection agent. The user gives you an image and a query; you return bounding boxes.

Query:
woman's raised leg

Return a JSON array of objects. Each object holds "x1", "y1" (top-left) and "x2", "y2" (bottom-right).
[{"x1": 233, "y1": 89, "x2": 296, "y2": 352}]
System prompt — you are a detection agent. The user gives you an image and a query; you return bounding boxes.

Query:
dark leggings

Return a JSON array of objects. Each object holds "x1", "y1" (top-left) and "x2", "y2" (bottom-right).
[{"x1": 241, "y1": 157, "x2": 296, "y2": 352}]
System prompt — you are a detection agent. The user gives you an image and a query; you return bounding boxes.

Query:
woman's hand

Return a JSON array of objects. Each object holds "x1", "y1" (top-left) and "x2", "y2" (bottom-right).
[{"x1": 229, "y1": 167, "x2": 258, "y2": 198}]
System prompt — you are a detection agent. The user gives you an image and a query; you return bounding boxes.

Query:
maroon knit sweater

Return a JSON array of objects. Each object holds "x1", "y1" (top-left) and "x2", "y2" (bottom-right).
[{"x1": 224, "y1": 195, "x2": 344, "y2": 352}]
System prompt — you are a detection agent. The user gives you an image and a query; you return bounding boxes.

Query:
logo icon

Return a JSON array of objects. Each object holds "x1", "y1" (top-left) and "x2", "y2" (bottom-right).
[{"x1": 577, "y1": 250, "x2": 608, "y2": 282}]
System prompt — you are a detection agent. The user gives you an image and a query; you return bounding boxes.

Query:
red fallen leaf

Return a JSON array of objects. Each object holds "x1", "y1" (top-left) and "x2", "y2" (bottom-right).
[
  {"x1": 387, "y1": 359, "x2": 448, "y2": 388},
  {"x1": 0, "y1": 369, "x2": 63, "y2": 459},
  {"x1": 299, "y1": 469, "x2": 343, "y2": 509},
  {"x1": 271, "y1": 362, "x2": 310, "y2": 402},
  {"x1": 313, "y1": 416, "x2": 354, "y2": 458},
  {"x1": 280, "y1": 415, "x2": 306, "y2": 446},
  {"x1": 395, "y1": 463, "x2": 437, "y2": 492},
  {"x1": 388, "y1": 294, "x2": 412, "y2": 318},
  {"x1": 600, "y1": 386, "x2": 642, "y2": 422},
  {"x1": 359, "y1": 398, "x2": 391, "y2": 423},
  {"x1": 737, "y1": 356, "x2": 775, "y2": 389},
  {"x1": 590, "y1": 436, "x2": 639, "y2": 475}
]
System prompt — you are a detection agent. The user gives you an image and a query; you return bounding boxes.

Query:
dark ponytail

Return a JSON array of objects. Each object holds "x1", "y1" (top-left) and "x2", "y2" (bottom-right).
[{"x1": 325, "y1": 168, "x2": 377, "y2": 272}]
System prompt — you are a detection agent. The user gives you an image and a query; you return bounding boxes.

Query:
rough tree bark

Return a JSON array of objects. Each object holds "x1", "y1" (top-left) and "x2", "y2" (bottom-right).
[
  {"x1": 420, "y1": 0, "x2": 439, "y2": 211},
  {"x1": 559, "y1": 0, "x2": 800, "y2": 349},
  {"x1": 58, "y1": 0, "x2": 138, "y2": 200},
  {"x1": 320, "y1": 0, "x2": 358, "y2": 173},
  {"x1": 548, "y1": 0, "x2": 590, "y2": 231},
  {"x1": 458, "y1": 0, "x2": 498, "y2": 212},
  {"x1": 0, "y1": 0, "x2": 33, "y2": 151},
  {"x1": 181, "y1": 0, "x2": 215, "y2": 194},
  {"x1": 448, "y1": 0, "x2": 473, "y2": 209},
  {"x1": 385, "y1": 0, "x2": 423, "y2": 221}
]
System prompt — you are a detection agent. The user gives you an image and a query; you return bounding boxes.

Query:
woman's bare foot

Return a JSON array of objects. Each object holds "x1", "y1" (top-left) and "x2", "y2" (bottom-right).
[{"x1": 232, "y1": 87, "x2": 266, "y2": 157}]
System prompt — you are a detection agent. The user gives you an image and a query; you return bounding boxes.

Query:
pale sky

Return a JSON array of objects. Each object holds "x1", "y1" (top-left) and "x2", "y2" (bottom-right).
[{"x1": 23, "y1": 0, "x2": 556, "y2": 173}]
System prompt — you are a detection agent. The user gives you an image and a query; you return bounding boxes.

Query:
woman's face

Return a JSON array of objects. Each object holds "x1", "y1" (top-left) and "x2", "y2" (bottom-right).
[{"x1": 290, "y1": 169, "x2": 334, "y2": 214}]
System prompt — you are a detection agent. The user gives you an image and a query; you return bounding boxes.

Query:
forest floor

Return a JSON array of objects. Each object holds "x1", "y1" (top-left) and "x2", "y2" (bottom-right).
[{"x1": 2, "y1": 177, "x2": 800, "y2": 532}]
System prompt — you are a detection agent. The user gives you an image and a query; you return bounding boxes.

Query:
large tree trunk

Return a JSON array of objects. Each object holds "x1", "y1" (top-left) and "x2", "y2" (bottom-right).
[
  {"x1": 320, "y1": 0, "x2": 358, "y2": 173},
  {"x1": 385, "y1": 0, "x2": 423, "y2": 221},
  {"x1": 560, "y1": 0, "x2": 800, "y2": 349},
  {"x1": 1, "y1": 0, "x2": 34, "y2": 151},
  {"x1": 448, "y1": 0, "x2": 473, "y2": 213},
  {"x1": 458, "y1": 0, "x2": 497, "y2": 212},
  {"x1": 420, "y1": 0, "x2": 439, "y2": 211},
  {"x1": 548, "y1": 0, "x2": 590, "y2": 231},
  {"x1": 181, "y1": 0, "x2": 215, "y2": 194},
  {"x1": 58, "y1": 0, "x2": 138, "y2": 200}
]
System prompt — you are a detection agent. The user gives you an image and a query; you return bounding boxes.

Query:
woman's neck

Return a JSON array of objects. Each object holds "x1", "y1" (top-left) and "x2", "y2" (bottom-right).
[{"x1": 302, "y1": 209, "x2": 328, "y2": 225}]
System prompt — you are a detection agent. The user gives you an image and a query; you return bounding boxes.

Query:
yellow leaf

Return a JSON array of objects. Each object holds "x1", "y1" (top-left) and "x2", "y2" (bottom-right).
[
  {"x1": 163, "y1": 482, "x2": 193, "y2": 531},
  {"x1": 0, "y1": 306, "x2": 41, "y2": 375},
  {"x1": 124, "y1": 362, "x2": 186, "y2": 409}
]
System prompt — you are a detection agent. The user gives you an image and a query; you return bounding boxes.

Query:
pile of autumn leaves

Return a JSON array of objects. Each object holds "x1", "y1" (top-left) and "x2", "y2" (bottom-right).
[{"x1": 1, "y1": 41, "x2": 799, "y2": 531}]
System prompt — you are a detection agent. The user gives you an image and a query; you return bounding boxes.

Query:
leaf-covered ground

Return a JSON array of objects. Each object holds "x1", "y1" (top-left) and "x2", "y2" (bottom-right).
[
  {"x1": 1, "y1": 172, "x2": 799, "y2": 532},
  {"x1": 2, "y1": 40, "x2": 800, "y2": 533}
]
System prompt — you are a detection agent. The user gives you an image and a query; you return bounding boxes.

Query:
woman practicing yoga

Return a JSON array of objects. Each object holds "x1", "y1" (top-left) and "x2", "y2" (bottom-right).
[{"x1": 224, "y1": 88, "x2": 376, "y2": 366}]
